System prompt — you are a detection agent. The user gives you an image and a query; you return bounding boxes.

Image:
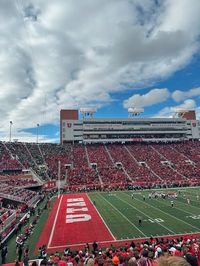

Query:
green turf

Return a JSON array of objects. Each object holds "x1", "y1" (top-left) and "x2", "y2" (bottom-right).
[
  {"x1": 6, "y1": 197, "x2": 55, "y2": 263},
  {"x1": 5, "y1": 187, "x2": 200, "y2": 263},
  {"x1": 89, "y1": 187, "x2": 200, "y2": 240}
]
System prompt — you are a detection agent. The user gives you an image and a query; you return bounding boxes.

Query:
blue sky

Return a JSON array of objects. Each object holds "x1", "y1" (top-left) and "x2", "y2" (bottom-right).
[{"x1": 0, "y1": 0, "x2": 200, "y2": 142}]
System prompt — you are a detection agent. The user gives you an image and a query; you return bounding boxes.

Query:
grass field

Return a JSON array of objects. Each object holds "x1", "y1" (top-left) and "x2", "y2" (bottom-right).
[
  {"x1": 89, "y1": 187, "x2": 200, "y2": 239},
  {"x1": 6, "y1": 187, "x2": 200, "y2": 263}
]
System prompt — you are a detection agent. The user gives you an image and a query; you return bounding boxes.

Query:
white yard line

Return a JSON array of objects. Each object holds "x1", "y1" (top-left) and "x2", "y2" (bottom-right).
[
  {"x1": 98, "y1": 193, "x2": 147, "y2": 237},
  {"x1": 130, "y1": 194, "x2": 200, "y2": 231},
  {"x1": 178, "y1": 196, "x2": 200, "y2": 211},
  {"x1": 48, "y1": 231, "x2": 200, "y2": 249},
  {"x1": 47, "y1": 195, "x2": 63, "y2": 248},
  {"x1": 149, "y1": 196, "x2": 200, "y2": 216},
  {"x1": 86, "y1": 193, "x2": 116, "y2": 241},
  {"x1": 116, "y1": 195, "x2": 175, "y2": 234}
]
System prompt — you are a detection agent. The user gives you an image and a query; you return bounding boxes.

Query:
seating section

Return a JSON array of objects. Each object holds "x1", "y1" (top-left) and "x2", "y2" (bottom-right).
[
  {"x1": 126, "y1": 144, "x2": 184, "y2": 183},
  {"x1": 67, "y1": 167, "x2": 99, "y2": 186},
  {"x1": 86, "y1": 144, "x2": 112, "y2": 168},
  {"x1": 26, "y1": 143, "x2": 44, "y2": 165},
  {"x1": 0, "y1": 142, "x2": 22, "y2": 171},
  {"x1": 0, "y1": 184, "x2": 39, "y2": 205},
  {"x1": 6, "y1": 142, "x2": 34, "y2": 169},
  {"x1": 107, "y1": 144, "x2": 156, "y2": 183},
  {"x1": 98, "y1": 167, "x2": 127, "y2": 185},
  {"x1": 151, "y1": 143, "x2": 199, "y2": 180},
  {"x1": 0, "y1": 174, "x2": 38, "y2": 187},
  {"x1": 0, "y1": 141, "x2": 200, "y2": 189},
  {"x1": 0, "y1": 208, "x2": 14, "y2": 225},
  {"x1": 40, "y1": 143, "x2": 72, "y2": 180}
]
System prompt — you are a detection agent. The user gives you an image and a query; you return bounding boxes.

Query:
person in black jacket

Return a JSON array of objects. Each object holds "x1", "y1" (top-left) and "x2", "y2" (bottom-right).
[
  {"x1": 1, "y1": 244, "x2": 8, "y2": 264},
  {"x1": 92, "y1": 241, "x2": 98, "y2": 252},
  {"x1": 17, "y1": 244, "x2": 23, "y2": 262}
]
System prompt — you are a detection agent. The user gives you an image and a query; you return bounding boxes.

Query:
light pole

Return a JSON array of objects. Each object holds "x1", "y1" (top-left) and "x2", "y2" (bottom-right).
[
  {"x1": 58, "y1": 160, "x2": 61, "y2": 198},
  {"x1": 9, "y1": 121, "x2": 13, "y2": 142},
  {"x1": 36, "y1": 123, "x2": 39, "y2": 143}
]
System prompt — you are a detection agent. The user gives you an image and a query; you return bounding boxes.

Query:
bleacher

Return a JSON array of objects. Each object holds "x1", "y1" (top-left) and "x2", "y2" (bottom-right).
[{"x1": 0, "y1": 141, "x2": 199, "y2": 189}]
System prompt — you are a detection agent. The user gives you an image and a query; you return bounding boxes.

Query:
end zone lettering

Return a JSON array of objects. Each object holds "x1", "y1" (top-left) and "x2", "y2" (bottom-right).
[{"x1": 66, "y1": 198, "x2": 91, "y2": 223}]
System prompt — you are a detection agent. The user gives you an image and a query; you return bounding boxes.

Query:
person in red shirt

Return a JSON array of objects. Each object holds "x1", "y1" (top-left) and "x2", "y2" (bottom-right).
[
  {"x1": 58, "y1": 256, "x2": 67, "y2": 266},
  {"x1": 53, "y1": 255, "x2": 60, "y2": 263}
]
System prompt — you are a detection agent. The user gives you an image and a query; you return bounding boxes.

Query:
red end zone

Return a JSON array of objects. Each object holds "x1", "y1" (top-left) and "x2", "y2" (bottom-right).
[{"x1": 35, "y1": 194, "x2": 115, "y2": 253}]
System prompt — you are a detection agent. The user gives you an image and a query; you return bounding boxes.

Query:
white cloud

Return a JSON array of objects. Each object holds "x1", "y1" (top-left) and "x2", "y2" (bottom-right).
[
  {"x1": 0, "y1": 127, "x2": 58, "y2": 143},
  {"x1": 172, "y1": 87, "x2": 200, "y2": 102},
  {"x1": 0, "y1": 0, "x2": 200, "y2": 140},
  {"x1": 154, "y1": 99, "x2": 197, "y2": 118},
  {"x1": 123, "y1": 88, "x2": 170, "y2": 108},
  {"x1": 176, "y1": 99, "x2": 196, "y2": 110}
]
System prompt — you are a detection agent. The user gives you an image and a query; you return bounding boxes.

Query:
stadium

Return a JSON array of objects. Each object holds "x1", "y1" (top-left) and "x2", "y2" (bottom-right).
[
  {"x1": 1, "y1": 0, "x2": 200, "y2": 265},
  {"x1": 0, "y1": 108, "x2": 200, "y2": 265}
]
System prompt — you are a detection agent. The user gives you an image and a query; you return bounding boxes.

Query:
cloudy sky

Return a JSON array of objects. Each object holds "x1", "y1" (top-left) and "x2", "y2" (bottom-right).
[{"x1": 0, "y1": 0, "x2": 200, "y2": 142}]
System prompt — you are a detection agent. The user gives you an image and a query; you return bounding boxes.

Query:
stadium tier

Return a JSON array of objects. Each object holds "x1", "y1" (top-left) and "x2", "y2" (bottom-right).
[
  {"x1": 60, "y1": 109, "x2": 200, "y2": 144},
  {"x1": 0, "y1": 140, "x2": 200, "y2": 189}
]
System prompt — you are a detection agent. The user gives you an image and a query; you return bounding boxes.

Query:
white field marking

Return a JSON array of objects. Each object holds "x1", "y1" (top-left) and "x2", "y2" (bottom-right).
[
  {"x1": 47, "y1": 195, "x2": 63, "y2": 248},
  {"x1": 184, "y1": 192, "x2": 200, "y2": 201},
  {"x1": 48, "y1": 231, "x2": 200, "y2": 249},
  {"x1": 134, "y1": 192, "x2": 200, "y2": 217},
  {"x1": 178, "y1": 195, "x2": 200, "y2": 210},
  {"x1": 160, "y1": 195, "x2": 200, "y2": 216},
  {"x1": 130, "y1": 194, "x2": 200, "y2": 231},
  {"x1": 150, "y1": 195, "x2": 200, "y2": 216},
  {"x1": 116, "y1": 195, "x2": 175, "y2": 234},
  {"x1": 86, "y1": 193, "x2": 116, "y2": 241},
  {"x1": 98, "y1": 193, "x2": 147, "y2": 237},
  {"x1": 88, "y1": 187, "x2": 200, "y2": 196}
]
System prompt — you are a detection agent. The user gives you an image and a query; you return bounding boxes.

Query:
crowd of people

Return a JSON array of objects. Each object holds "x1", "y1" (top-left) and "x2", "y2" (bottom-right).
[
  {"x1": 0, "y1": 141, "x2": 200, "y2": 189},
  {"x1": 0, "y1": 174, "x2": 39, "y2": 187},
  {"x1": 16, "y1": 236, "x2": 200, "y2": 266},
  {"x1": 0, "y1": 208, "x2": 14, "y2": 229},
  {"x1": 0, "y1": 143, "x2": 22, "y2": 171},
  {"x1": 0, "y1": 185, "x2": 39, "y2": 205},
  {"x1": 0, "y1": 192, "x2": 48, "y2": 265}
]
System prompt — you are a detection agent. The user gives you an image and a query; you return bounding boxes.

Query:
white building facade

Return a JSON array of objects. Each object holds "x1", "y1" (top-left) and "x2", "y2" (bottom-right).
[{"x1": 60, "y1": 109, "x2": 200, "y2": 144}]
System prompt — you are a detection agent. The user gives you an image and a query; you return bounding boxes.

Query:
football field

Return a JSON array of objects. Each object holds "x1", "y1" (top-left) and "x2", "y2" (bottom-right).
[
  {"x1": 36, "y1": 187, "x2": 200, "y2": 253},
  {"x1": 89, "y1": 188, "x2": 200, "y2": 240}
]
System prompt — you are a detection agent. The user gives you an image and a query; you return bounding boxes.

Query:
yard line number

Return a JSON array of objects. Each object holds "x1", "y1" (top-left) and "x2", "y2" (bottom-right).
[
  {"x1": 144, "y1": 218, "x2": 164, "y2": 223},
  {"x1": 186, "y1": 215, "x2": 200, "y2": 220}
]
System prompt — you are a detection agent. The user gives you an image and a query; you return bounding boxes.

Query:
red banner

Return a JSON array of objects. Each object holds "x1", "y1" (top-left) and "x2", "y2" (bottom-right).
[{"x1": 43, "y1": 181, "x2": 57, "y2": 190}]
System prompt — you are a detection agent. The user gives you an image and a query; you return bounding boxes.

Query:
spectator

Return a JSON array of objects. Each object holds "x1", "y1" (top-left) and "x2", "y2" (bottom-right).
[{"x1": 1, "y1": 244, "x2": 8, "y2": 264}]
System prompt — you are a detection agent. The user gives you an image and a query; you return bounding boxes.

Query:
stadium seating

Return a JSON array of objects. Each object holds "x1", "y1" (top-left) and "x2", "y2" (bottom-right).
[
  {"x1": 0, "y1": 141, "x2": 200, "y2": 188},
  {"x1": 0, "y1": 185, "x2": 39, "y2": 205},
  {"x1": 107, "y1": 144, "x2": 157, "y2": 183},
  {"x1": 0, "y1": 142, "x2": 22, "y2": 171},
  {"x1": 40, "y1": 143, "x2": 72, "y2": 180},
  {"x1": 127, "y1": 143, "x2": 185, "y2": 184},
  {"x1": 0, "y1": 173, "x2": 39, "y2": 186}
]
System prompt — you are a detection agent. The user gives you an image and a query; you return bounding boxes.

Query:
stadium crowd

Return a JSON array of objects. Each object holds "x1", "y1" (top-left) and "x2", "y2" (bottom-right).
[
  {"x1": 23, "y1": 236, "x2": 200, "y2": 266},
  {"x1": 0, "y1": 185, "x2": 39, "y2": 205},
  {"x1": 0, "y1": 174, "x2": 38, "y2": 187},
  {"x1": 0, "y1": 141, "x2": 200, "y2": 188}
]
